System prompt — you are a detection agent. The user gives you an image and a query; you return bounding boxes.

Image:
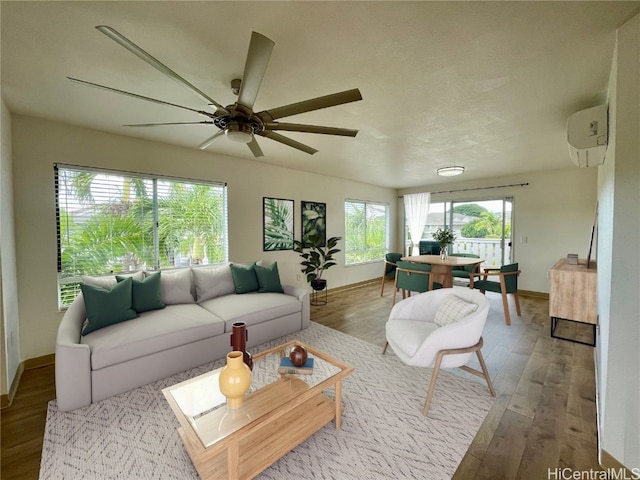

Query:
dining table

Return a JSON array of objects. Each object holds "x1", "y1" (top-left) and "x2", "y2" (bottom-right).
[{"x1": 401, "y1": 254, "x2": 485, "y2": 289}]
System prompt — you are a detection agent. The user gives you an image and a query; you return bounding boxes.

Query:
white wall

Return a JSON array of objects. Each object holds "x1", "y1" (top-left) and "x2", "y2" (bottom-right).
[
  {"x1": 398, "y1": 167, "x2": 598, "y2": 293},
  {"x1": 596, "y1": 13, "x2": 640, "y2": 470},
  {"x1": 1, "y1": 98, "x2": 21, "y2": 397},
  {"x1": 10, "y1": 114, "x2": 396, "y2": 360}
]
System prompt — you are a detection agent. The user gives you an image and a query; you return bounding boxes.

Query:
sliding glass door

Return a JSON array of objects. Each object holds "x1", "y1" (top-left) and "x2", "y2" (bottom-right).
[
  {"x1": 449, "y1": 198, "x2": 513, "y2": 267},
  {"x1": 407, "y1": 197, "x2": 513, "y2": 267}
]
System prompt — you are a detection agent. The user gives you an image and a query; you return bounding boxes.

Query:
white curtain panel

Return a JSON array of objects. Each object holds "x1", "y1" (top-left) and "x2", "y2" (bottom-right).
[{"x1": 404, "y1": 192, "x2": 430, "y2": 255}]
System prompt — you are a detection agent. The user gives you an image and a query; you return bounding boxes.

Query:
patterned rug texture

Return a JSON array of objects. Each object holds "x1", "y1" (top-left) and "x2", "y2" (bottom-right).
[{"x1": 40, "y1": 322, "x2": 494, "y2": 480}]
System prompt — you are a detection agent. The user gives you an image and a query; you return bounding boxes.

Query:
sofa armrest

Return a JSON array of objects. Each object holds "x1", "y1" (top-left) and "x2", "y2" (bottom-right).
[
  {"x1": 55, "y1": 294, "x2": 92, "y2": 411},
  {"x1": 283, "y1": 285, "x2": 311, "y2": 329}
]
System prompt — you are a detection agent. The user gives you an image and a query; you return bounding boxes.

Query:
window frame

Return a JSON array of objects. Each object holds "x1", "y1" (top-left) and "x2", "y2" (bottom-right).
[
  {"x1": 55, "y1": 164, "x2": 228, "y2": 308},
  {"x1": 344, "y1": 198, "x2": 389, "y2": 266}
]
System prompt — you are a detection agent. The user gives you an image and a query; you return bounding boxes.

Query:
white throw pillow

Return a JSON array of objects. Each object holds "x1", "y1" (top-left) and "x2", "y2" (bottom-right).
[
  {"x1": 82, "y1": 271, "x2": 144, "y2": 289},
  {"x1": 192, "y1": 265, "x2": 235, "y2": 302},
  {"x1": 433, "y1": 295, "x2": 478, "y2": 327},
  {"x1": 158, "y1": 268, "x2": 195, "y2": 305}
]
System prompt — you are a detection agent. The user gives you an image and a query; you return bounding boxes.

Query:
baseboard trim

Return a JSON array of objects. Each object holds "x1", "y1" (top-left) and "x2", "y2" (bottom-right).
[
  {"x1": 600, "y1": 448, "x2": 635, "y2": 477},
  {"x1": 319, "y1": 279, "x2": 380, "y2": 299},
  {"x1": 518, "y1": 289, "x2": 548, "y2": 299},
  {"x1": 323, "y1": 278, "x2": 549, "y2": 301},
  {"x1": 1, "y1": 362, "x2": 24, "y2": 409},
  {"x1": 0, "y1": 353, "x2": 55, "y2": 410},
  {"x1": 24, "y1": 353, "x2": 55, "y2": 370}
]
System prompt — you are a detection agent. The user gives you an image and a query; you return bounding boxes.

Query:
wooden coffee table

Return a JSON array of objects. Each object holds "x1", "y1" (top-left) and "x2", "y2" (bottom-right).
[{"x1": 162, "y1": 340, "x2": 353, "y2": 480}]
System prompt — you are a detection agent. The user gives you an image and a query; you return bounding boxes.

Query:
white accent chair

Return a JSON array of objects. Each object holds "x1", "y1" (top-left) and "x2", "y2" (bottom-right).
[{"x1": 382, "y1": 287, "x2": 496, "y2": 416}]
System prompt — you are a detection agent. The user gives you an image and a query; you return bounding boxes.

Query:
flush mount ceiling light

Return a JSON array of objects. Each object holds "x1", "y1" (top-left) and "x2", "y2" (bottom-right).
[{"x1": 437, "y1": 166, "x2": 465, "y2": 177}]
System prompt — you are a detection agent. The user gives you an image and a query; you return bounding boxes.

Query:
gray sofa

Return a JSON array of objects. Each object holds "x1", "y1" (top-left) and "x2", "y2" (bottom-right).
[{"x1": 55, "y1": 264, "x2": 310, "y2": 411}]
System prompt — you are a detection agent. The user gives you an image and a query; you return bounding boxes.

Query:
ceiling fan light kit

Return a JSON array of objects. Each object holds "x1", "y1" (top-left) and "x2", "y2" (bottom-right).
[
  {"x1": 225, "y1": 123, "x2": 254, "y2": 144},
  {"x1": 69, "y1": 27, "x2": 362, "y2": 157},
  {"x1": 437, "y1": 166, "x2": 465, "y2": 177}
]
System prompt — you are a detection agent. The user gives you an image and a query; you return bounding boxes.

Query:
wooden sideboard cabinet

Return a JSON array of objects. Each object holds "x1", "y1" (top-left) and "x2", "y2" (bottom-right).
[{"x1": 549, "y1": 258, "x2": 597, "y2": 346}]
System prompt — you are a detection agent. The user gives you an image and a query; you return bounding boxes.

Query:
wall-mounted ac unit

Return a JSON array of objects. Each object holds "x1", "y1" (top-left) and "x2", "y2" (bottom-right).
[{"x1": 567, "y1": 104, "x2": 608, "y2": 167}]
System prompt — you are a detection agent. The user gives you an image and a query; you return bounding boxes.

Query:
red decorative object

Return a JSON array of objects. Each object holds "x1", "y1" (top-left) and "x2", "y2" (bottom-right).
[
  {"x1": 289, "y1": 345, "x2": 308, "y2": 367},
  {"x1": 230, "y1": 322, "x2": 253, "y2": 371}
]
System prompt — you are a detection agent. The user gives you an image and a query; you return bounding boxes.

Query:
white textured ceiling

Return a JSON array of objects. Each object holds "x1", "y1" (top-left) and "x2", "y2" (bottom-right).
[{"x1": 2, "y1": 1, "x2": 639, "y2": 188}]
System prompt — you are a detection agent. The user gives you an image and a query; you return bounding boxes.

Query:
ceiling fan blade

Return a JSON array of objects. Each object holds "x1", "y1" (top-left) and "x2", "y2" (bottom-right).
[
  {"x1": 95, "y1": 25, "x2": 228, "y2": 113},
  {"x1": 260, "y1": 131, "x2": 318, "y2": 155},
  {"x1": 247, "y1": 137, "x2": 264, "y2": 157},
  {"x1": 123, "y1": 121, "x2": 215, "y2": 127},
  {"x1": 68, "y1": 77, "x2": 214, "y2": 118},
  {"x1": 257, "y1": 88, "x2": 362, "y2": 121},
  {"x1": 197, "y1": 130, "x2": 225, "y2": 150},
  {"x1": 263, "y1": 122, "x2": 358, "y2": 137},
  {"x1": 237, "y1": 32, "x2": 275, "y2": 110}
]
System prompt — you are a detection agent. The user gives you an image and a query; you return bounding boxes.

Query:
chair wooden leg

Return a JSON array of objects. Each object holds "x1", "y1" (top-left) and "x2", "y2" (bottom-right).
[
  {"x1": 424, "y1": 338, "x2": 496, "y2": 416},
  {"x1": 423, "y1": 351, "x2": 445, "y2": 416},
  {"x1": 501, "y1": 292, "x2": 511, "y2": 325},
  {"x1": 514, "y1": 292, "x2": 522, "y2": 316},
  {"x1": 475, "y1": 348, "x2": 496, "y2": 397},
  {"x1": 382, "y1": 341, "x2": 389, "y2": 354},
  {"x1": 380, "y1": 274, "x2": 386, "y2": 296}
]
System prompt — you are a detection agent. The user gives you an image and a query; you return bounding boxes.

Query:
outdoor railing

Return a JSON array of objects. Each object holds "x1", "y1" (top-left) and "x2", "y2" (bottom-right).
[
  {"x1": 450, "y1": 238, "x2": 511, "y2": 268},
  {"x1": 406, "y1": 238, "x2": 509, "y2": 268}
]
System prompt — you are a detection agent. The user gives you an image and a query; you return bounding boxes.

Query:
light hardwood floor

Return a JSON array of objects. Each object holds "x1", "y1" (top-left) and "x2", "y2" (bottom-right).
[{"x1": 1, "y1": 279, "x2": 600, "y2": 479}]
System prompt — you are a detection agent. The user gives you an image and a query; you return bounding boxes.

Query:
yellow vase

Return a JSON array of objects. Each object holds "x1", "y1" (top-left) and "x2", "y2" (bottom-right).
[{"x1": 218, "y1": 351, "x2": 252, "y2": 409}]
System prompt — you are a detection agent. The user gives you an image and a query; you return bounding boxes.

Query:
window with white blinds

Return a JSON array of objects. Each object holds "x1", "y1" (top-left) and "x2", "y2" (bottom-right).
[
  {"x1": 55, "y1": 165, "x2": 228, "y2": 307},
  {"x1": 344, "y1": 199, "x2": 388, "y2": 265}
]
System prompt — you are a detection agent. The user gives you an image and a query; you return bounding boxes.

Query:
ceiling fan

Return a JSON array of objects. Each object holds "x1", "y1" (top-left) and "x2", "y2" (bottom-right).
[{"x1": 68, "y1": 26, "x2": 363, "y2": 157}]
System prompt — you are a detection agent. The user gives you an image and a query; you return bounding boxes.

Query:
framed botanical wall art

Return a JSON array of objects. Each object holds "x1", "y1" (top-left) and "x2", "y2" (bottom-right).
[
  {"x1": 301, "y1": 201, "x2": 327, "y2": 247},
  {"x1": 263, "y1": 197, "x2": 294, "y2": 251}
]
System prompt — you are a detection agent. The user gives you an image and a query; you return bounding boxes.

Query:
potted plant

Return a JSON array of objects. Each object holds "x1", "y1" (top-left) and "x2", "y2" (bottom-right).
[
  {"x1": 432, "y1": 227, "x2": 456, "y2": 259},
  {"x1": 293, "y1": 234, "x2": 341, "y2": 291}
]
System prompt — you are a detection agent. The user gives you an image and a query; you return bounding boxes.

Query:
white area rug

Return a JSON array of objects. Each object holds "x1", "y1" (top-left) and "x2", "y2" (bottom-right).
[{"x1": 40, "y1": 322, "x2": 494, "y2": 479}]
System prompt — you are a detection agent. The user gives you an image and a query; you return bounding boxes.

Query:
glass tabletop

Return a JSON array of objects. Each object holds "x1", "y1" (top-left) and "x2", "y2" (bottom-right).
[{"x1": 163, "y1": 340, "x2": 346, "y2": 448}]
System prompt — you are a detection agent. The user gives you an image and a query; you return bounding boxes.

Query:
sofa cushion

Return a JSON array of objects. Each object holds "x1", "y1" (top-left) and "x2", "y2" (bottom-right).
[
  {"x1": 199, "y1": 292, "x2": 301, "y2": 330},
  {"x1": 230, "y1": 263, "x2": 259, "y2": 294},
  {"x1": 254, "y1": 262, "x2": 284, "y2": 293},
  {"x1": 116, "y1": 271, "x2": 165, "y2": 313},
  {"x1": 80, "y1": 277, "x2": 139, "y2": 336},
  {"x1": 433, "y1": 294, "x2": 478, "y2": 327},
  {"x1": 192, "y1": 265, "x2": 235, "y2": 302},
  {"x1": 158, "y1": 269, "x2": 195, "y2": 305},
  {"x1": 82, "y1": 271, "x2": 144, "y2": 289},
  {"x1": 82, "y1": 304, "x2": 225, "y2": 370}
]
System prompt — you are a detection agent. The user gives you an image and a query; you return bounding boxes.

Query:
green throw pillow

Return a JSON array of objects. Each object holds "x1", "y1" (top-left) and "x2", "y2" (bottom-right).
[
  {"x1": 230, "y1": 263, "x2": 259, "y2": 294},
  {"x1": 81, "y1": 277, "x2": 139, "y2": 336},
  {"x1": 116, "y1": 272, "x2": 165, "y2": 313},
  {"x1": 255, "y1": 262, "x2": 284, "y2": 293}
]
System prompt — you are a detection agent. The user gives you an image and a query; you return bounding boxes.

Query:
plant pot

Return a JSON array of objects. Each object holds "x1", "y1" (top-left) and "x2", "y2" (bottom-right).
[
  {"x1": 440, "y1": 247, "x2": 448, "y2": 260},
  {"x1": 310, "y1": 279, "x2": 327, "y2": 291}
]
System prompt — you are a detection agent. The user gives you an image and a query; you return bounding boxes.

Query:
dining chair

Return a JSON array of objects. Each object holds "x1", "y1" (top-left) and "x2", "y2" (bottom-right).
[
  {"x1": 382, "y1": 287, "x2": 496, "y2": 416},
  {"x1": 449, "y1": 253, "x2": 481, "y2": 283},
  {"x1": 392, "y1": 261, "x2": 442, "y2": 306},
  {"x1": 380, "y1": 252, "x2": 403, "y2": 296},
  {"x1": 469, "y1": 262, "x2": 521, "y2": 325}
]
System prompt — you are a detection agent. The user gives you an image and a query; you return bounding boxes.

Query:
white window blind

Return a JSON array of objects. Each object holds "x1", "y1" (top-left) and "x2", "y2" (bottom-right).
[
  {"x1": 55, "y1": 165, "x2": 228, "y2": 307},
  {"x1": 344, "y1": 199, "x2": 388, "y2": 265}
]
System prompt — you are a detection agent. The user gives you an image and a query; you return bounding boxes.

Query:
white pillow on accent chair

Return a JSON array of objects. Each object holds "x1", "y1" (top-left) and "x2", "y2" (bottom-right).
[{"x1": 433, "y1": 294, "x2": 478, "y2": 327}]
